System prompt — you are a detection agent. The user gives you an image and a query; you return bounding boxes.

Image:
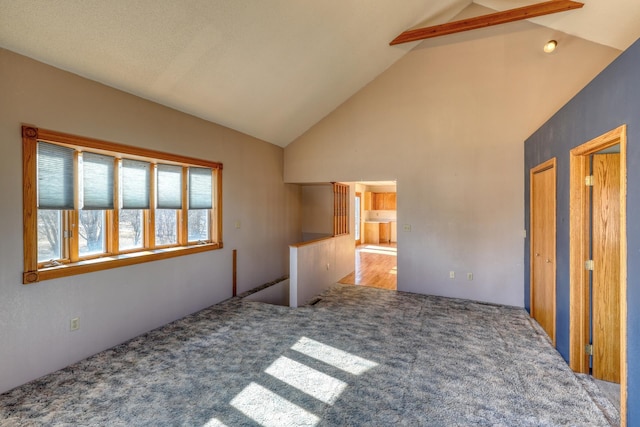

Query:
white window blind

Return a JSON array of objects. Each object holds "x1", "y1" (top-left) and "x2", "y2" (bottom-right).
[
  {"x1": 121, "y1": 159, "x2": 150, "y2": 209},
  {"x1": 157, "y1": 164, "x2": 182, "y2": 209},
  {"x1": 189, "y1": 167, "x2": 212, "y2": 209},
  {"x1": 82, "y1": 152, "x2": 114, "y2": 209},
  {"x1": 37, "y1": 141, "x2": 75, "y2": 209}
]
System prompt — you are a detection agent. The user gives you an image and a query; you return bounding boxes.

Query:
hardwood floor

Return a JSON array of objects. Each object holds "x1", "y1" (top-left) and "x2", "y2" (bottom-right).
[{"x1": 339, "y1": 243, "x2": 397, "y2": 290}]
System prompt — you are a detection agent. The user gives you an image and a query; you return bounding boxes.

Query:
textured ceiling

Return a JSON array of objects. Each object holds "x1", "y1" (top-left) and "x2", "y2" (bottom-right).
[{"x1": 1, "y1": 1, "x2": 639, "y2": 147}]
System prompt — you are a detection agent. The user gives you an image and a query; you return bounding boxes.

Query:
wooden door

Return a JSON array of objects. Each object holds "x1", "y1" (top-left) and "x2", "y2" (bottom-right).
[
  {"x1": 591, "y1": 153, "x2": 621, "y2": 383},
  {"x1": 530, "y1": 159, "x2": 556, "y2": 344}
]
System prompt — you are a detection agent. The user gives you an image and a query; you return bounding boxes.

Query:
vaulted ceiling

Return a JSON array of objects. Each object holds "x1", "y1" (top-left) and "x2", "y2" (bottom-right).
[{"x1": 1, "y1": 1, "x2": 639, "y2": 147}]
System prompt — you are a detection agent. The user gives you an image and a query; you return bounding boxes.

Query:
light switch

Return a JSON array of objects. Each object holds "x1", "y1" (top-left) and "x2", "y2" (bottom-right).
[{"x1": 403, "y1": 224, "x2": 411, "y2": 232}]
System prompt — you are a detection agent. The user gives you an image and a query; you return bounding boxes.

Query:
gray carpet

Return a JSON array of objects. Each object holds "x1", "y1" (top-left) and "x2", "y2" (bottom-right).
[{"x1": 0, "y1": 284, "x2": 615, "y2": 426}]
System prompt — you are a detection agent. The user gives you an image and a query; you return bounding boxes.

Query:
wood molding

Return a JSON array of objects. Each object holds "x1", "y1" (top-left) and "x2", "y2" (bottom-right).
[
  {"x1": 22, "y1": 126, "x2": 38, "y2": 275},
  {"x1": 568, "y1": 124, "x2": 627, "y2": 426},
  {"x1": 289, "y1": 236, "x2": 334, "y2": 248},
  {"x1": 27, "y1": 243, "x2": 221, "y2": 283},
  {"x1": 529, "y1": 157, "x2": 557, "y2": 345},
  {"x1": 36, "y1": 127, "x2": 222, "y2": 169},
  {"x1": 390, "y1": 0, "x2": 584, "y2": 45},
  {"x1": 21, "y1": 124, "x2": 223, "y2": 284}
]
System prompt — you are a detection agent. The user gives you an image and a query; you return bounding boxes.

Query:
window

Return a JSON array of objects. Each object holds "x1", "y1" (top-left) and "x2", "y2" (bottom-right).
[
  {"x1": 333, "y1": 183, "x2": 349, "y2": 236},
  {"x1": 22, "y1": 126, "x2": 222, "y2": 284}
]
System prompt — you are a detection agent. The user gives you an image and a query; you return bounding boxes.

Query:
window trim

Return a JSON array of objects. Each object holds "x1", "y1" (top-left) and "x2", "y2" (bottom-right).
[{"x1": 22, "y1": 125, "x2": 223, "y2": 284}]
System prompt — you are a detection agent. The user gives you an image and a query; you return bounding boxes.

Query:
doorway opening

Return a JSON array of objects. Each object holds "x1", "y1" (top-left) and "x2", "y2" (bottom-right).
[
  {"x1": 569, "y1": 125, "x2": 627, "y2": 425},
  {"x1": 339, "y1": 181, "x2": 397, "y2": 290}
]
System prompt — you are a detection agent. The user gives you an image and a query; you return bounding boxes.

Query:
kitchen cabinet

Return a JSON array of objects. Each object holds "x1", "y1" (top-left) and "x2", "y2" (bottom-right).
[
  {"x1": 370, "y1": 192, "x2": 397, "y2": 210},
  {"x1": 384, "y1": 193, "x2": 397, "y2": 210},
  {"x1": 364, "y1": 192, "x2": 373, "y2": 211},
  {"x1": 364, "y1": 222, "x2": 379, "y2": 244},
  {"x1": 364, "y1": 221, "x2": 392, "y2": 244},
  {"x1": 390, "y1": 221, "x2": 397, "y2": 243},
  {"x1": 379, "y1": 222, "x2": 390, "y2": 243},
  {"x1": 374, "y1": 193, "x2": 384, "y2": 210}
]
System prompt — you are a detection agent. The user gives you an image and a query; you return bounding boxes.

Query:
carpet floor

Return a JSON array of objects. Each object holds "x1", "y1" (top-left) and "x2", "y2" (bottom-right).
[{"x1": 0, "y1": 284, "x2": 617, "y2": 426}]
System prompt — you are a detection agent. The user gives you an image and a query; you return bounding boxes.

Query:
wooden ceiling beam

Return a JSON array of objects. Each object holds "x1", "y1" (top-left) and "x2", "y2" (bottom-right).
[{"x1": 389, "y1": 0, "x2": 584, "y2": 45}]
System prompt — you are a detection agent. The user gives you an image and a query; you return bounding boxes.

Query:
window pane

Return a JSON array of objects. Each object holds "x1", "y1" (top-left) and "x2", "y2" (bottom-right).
[
  {"x1": 157, "y1": 164, "x2": 182, "y2": 209},
  {"x1": 119, "y1": 209, "x2": 144, "y2": 250},
  {"x1": 82, "y1": 152, "x2": 114, "y2": 209},
  {"x1": 188, "y1": 210, "x2": 209, "y2": 242},
  {"x1": 38, "y1": 210, "x2": 62, "y2": 262},
  {"x1": 122, "y1": 159, "x2": 150, "y2": 209},
  {"x1": 189, "y1": 167, "x2": 212, "y2": 209},
  {"x1": 78, "y1": 210, "x2": 106, "y2": 256},
  {"x1": 155, "y1": 209, "x2": 177, "y2": 245},
  {"x1": 37, "y1": 142, "x2": 74, "y2": 209}
]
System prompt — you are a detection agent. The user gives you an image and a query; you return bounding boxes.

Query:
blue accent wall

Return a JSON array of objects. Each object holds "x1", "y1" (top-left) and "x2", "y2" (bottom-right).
[{"x1": 525, "y1": 37, "x2": 640, "y2": 424}]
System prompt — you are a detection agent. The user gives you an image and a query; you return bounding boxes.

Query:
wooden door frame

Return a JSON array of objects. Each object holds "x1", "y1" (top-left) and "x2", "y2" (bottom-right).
[
  {"x1": 530, "y1": 158, "x2": 557, "y2": 345},
  {"x1": 355, "y1": 192, "x2": 362, "y2": 246},
  {"x1": 569, "y1": 124, "x2": 627, "y2": 426}
]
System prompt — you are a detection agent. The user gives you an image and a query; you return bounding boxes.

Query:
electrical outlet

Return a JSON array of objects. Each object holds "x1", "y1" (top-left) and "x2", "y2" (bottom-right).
[
  {"x1": 449, "y1": 271, "x2": 455, "y2": 279},
  {"x1": 70, "y1": 317, "x2": 80, "y2": 331},
  {"x1": 467, "y1": 273, "x2": 473, "y2": 281}
]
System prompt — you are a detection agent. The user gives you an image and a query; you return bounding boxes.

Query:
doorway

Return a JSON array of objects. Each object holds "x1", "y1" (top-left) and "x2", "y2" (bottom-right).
[
  {"x1": 569, "y1": 125, "x2": 627, "y2": 425},
  {"x1": 340, "y1": 181, "x2": 397, "y2": 290},
  {"x1": 529, "y1": 158, "x2": 557, "y2": 345}
]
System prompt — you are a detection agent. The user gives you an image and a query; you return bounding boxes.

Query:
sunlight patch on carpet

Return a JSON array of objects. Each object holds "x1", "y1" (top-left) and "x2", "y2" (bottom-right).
[
  {"x1": 203, "y1": 418, "x2": 228, "y2": 427},
  {"x1": 291, "y1": 336, "x2": 378, "y2": 375},
  {"x1": 230, "y1": 382, "x2": 319, "y2": 427},
  {"x1": 265, "y1": 356, "x2": 347, "y2": 405}
]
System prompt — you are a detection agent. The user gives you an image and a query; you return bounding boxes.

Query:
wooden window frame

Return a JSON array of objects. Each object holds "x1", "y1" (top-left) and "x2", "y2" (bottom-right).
[{"x1": 22, "y1": 125, "x2": 223, "y2": 284}]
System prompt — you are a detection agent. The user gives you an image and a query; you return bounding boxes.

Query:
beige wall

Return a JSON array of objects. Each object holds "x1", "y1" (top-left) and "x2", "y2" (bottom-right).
[
  {"x1": 0, "y1": 48, "x2": 301, "y2": 394},
  {"x1": 284, "y1": 16, "x2": 619, "y2": 306},
  {"x1": 301, "y1": 184, "x2": 333, "y2": 240}
]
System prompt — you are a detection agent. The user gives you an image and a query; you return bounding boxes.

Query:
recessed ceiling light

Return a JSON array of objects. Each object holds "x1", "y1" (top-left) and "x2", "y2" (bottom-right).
[{"x1": 544, "y1": 40, "x2": 558, "y2": 53}]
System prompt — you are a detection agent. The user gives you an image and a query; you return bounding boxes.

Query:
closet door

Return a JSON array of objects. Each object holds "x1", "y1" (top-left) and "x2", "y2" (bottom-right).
[{"x1": 530, "y1": 159, "x2": 556, "y2": 344}]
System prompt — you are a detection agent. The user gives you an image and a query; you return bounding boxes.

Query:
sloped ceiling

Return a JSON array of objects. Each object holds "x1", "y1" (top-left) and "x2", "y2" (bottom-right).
[{"x1": 0, "y1": 1, "x2": 639, "y2": 147}]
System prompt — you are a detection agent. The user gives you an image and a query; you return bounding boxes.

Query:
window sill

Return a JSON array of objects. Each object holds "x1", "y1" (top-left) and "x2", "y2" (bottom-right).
[{"x1": 23, "y1": 242, "x2": 222, "y2": 284}]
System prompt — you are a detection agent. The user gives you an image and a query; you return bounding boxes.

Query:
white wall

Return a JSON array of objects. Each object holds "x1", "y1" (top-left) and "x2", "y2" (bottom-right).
[
  {"x1": 284, "y1": 11, "x2": 619, "y2": 307},
  {"x1": 0, "y1": 49, "x2": 301, "y2": 394},
  {"x1": 289, "y1": 234, "x2": 354, "y2": 307}
]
